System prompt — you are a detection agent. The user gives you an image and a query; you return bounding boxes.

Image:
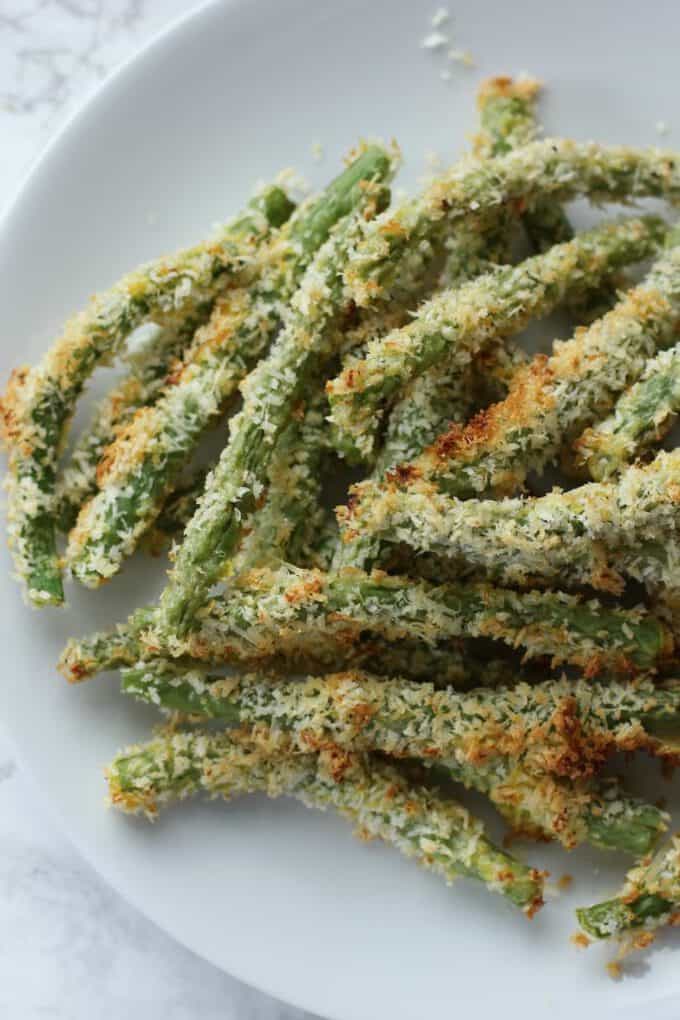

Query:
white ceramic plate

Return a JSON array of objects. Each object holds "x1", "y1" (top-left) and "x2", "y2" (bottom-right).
[{"x1": 2, "y1": 1, "x2": 680, "y2": 1017}]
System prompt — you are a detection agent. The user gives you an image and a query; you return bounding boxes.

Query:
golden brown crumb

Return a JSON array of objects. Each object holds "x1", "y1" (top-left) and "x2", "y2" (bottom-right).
[
  {"x1": 284, "y1": 574, "x2": 324, "y2": 604},
  {"x1": 525, "y1": 893, "x2": 545, "y2": 920},
  {"x1": 476, "y1": 74, "x2": 542, "y2": 108},
  {"x1": 631, "y1": 932, "x2": 656, "y2": 951}
]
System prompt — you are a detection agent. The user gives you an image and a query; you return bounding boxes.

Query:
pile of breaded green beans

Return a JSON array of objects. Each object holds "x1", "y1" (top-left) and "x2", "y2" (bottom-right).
[{"x1": 7, "y1": 75, "x2": 680, "y2": 959}]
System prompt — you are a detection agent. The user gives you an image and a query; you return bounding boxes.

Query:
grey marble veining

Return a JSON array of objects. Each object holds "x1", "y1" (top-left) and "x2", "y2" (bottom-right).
[
  {"x1": 0, "y1": 3, "x2": 314, "y2": 1017},
  {"x1": 0, "y1": 743, "x2": 312, "y2": 1019}
]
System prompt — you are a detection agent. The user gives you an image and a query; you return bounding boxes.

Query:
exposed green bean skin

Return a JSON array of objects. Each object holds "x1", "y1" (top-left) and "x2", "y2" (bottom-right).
[
  {"x1": 107, "y1": 730, "x2": 545, "y2": 913},
  {"x1": 121, "y1": 666, "x2": 670, "y2": 854},
  {"x1": 574, "y1": 343, "x2": 680, "y2": 480},
  {"x1": 145, "y1": 565, "x2": 672, "y2": 673},
  {"x1": 577, "y1": 835, "x2": 680, "y2": 940},
  {"x1": 579, "y1": 790, "x2": 668, "y2": 858},
  {"x1": 66, "y1": 149, "x2": 392, "y2": 587},
  {"x1": 155, "y1": 155, "x2": 396, "y2": 640},
  {"x1": 340, "y1": 447, "x2": 680, "y2": 593},
  {"x1": 578, "y1": 893, "x2": 675, "y2": 942},
  {"x1": 0, "y1": 187, "x2": 291, "y2": 606},
  {"x1": 327, "y1": 217, "x2": 666, "y2": 461}
]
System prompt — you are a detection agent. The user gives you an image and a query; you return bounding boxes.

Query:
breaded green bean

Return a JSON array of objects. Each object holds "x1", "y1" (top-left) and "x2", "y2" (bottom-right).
[
  {"x1": 333, "y1": 76, "x2": 534, "y2": 568},
  {"x1": 148, "y1": 565, "x2": 672, "y2": 673},
  {"x1": 475, "y1": 75, "x2": 576, "y2": 251},
  {"x1": 327, "y1": 217, "x2": 665, "y2": 461},
  {"x1": 377, "y1": 338, "x2": 527, "y2": 476},
  {"x1": 374, "y1": 77, "x2": 538, "y2": 470},
  {"x1": 346, "y1": 139, "x2": 680, "y2": 309},
  {"x1": 66, "y1": 148, "x2": 391, "y2": 587},
  {"x1": 146, "y1": 389, "x2": 330, "y2": 570},
  {"x1": 155, "y1": 157, "x2": 396, "y2": 641},
  {"x1": 577, "y1": 834, "x2": 680, "y2": 942},
  {"x1": 387, "y1": 235, "x2": 680, "y2": 498},
  {"x1": 474, "y1": 75, "x2": 543, "y2": 157},
  {"x1": 107, "y1": 730, "x2": 545, "y2": 914},
  {"x1": 337, "y1": 76, "x2": 538, "y2": 558},
  {"x1": 332, "y1": 343, "x2": 524, "y2": 572},
  {"x1": 339, "y1": 447, "x2": 680, "y2": 592},
  {"x1": 305, "y1": 510, "x2": 342, "y2": 571},
  {"x1": 58, "y1": 560, "x2": 671, "y2": 681},
  {"x1": 231, "y1": 385, "x2": 329, "y2": 572},
  {"x1": 120, "y1": 666, "x2": 680, "y2": 780},
  {"x1": 59, "y1": 596, "x2": 508, "y2": 690},
  {"x1": 121, "y1": 665, "x2": 670, "y2": 854},
  {"x1": 480, "y1": 82, "x2": 633, "y2": 328},
  {"x1": 141, "y1": 467, "x2": 209, "y2": 552},
  {"x1": 58, "y1": 608, "x2": 154, "y2": 681},
  {"x1": 147, "y1": 384, "x2": 331, "y2": 563},
  {"x1": 574, "y1": 343, "x2": 680, "y2": 480},
  {"x1": 475, "y1": 74, "x2": 627, "y2": 326},
  {"x1": 338, "y1": 334, "x2": 533, "y2": 572},
  {"x1": 374, "y1": 366, "x2": 475, "y2": 476},
  {"x1": 0, "y1": 186, "x2": 292, "y2": 606},
  {"x1": 56, "y1": 313, "x2": 213, "y2": 532}
]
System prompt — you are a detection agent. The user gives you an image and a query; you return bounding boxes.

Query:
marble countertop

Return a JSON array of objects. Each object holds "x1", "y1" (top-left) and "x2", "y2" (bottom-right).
[{"x1": 0, "y1": 4, "x2": 312, "y2": 1018}]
